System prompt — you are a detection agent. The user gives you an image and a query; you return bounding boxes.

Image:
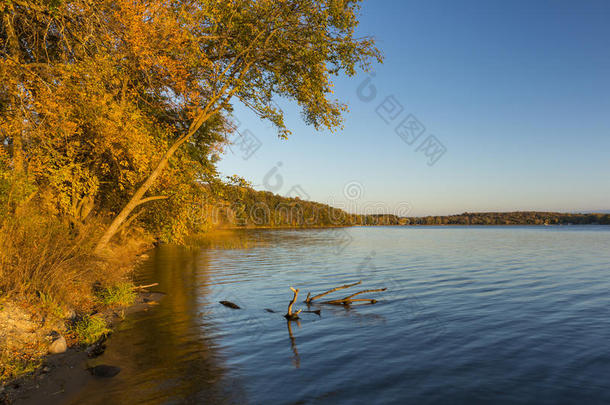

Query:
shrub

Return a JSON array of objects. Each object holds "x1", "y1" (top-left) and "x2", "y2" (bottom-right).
[
  {"x1": 73, "y1": 314, "x2": 110, "y2": 345},
  {"x1": 96, "y1": 282, "x2": 136, "y2": 307}
]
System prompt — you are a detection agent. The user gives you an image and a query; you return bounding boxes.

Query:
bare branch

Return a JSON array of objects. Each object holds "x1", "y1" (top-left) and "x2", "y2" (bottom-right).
[
  {"x1": 285, "y1": 287, "x2": 302, "y2": 320},
  {"x1": 132, "y1": 283, "x2": 158, "y2": 290},
  {"x1": 305, "y1": 281, "x2": 362, "y2": 303},
  {"x1": 323, "y1": 288, "x2": 387, "y2": 305}
]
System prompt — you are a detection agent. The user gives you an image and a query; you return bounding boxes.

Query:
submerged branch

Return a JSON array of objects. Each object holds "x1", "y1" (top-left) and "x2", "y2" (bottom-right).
[
  {"x1": 304, "y1": 280, "x2": 362, "y2": 303},
  {"x1": 323, "y1": 288, "x2": 387, "y2": 305}
]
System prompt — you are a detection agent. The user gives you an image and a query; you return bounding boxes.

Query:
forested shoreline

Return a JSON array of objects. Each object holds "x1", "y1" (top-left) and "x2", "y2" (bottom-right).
[
  {"x1": 402, "y1": 212, "x2": 610, "y2": 226},
  {"x1": 205, "y1": 184, "x2": 610, "y2": 228}
]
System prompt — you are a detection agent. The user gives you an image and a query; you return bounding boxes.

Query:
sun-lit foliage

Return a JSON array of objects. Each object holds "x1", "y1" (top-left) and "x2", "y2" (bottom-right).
[{"x1": 0, "y1": 0, "x2": 380, "y2": 250}]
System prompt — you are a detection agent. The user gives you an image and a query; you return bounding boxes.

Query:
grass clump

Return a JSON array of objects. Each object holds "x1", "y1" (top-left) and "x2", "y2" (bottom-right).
[
  {"x1": 96, "y1": 282, "x2": 137, "y2": 307},
  {"x1": 38, "y1": 292, "x2": 67, "y2": 320},
  {"x1": 0, "y1": 348, "x2": 43, "y2": 382},
  {"x1": 73, "y1": 314, "x2": 110, "y2": 345}
]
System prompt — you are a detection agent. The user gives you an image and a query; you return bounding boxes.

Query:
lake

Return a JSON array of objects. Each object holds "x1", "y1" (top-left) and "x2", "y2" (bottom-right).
[{"x1": 66, "y1": 226, "x2": 610, "y2": 404}]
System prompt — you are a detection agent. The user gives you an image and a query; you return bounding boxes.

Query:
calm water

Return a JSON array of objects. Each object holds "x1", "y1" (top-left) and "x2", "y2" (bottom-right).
[{"x1": 69, "y1": 226, "x2": 610, "y2": 404}]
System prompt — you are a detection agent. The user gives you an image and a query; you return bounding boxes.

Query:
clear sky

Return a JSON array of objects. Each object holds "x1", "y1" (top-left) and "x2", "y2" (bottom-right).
[{"x1": 217, "y1": 0, "x2": 610, "y2": 217}]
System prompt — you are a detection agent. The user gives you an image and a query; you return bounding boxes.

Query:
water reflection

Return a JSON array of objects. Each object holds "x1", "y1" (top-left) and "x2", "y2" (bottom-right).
[
  {"x1": 286, "y1": 320, "x2": 301, "y2": 369},
  {"x1": 336, "y1": 304, "x2": 387, "y2": 325},
  {"x1": 66, "y1": 246, "x2": 247, "y2": 405}
]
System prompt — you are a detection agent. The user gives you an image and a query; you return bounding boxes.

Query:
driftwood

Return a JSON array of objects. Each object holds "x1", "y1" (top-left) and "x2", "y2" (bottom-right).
[
  {"x1": 304, "y1": 281, "x2": 362, "y2": 304},
  {"x1": 266, "y1": 308, "x2": 319, "y2": 315},
  {"x1": 223, "y1": 282, "x2": 383, "y2": 323},
  {"x1": 132, "y1": 283, "x2": 159, "y2": 290},
  {"x1": 323, "y1": 288, "x2": 387, "y2": 306},
  {"x1": 284, "y1": 287, "x2": 302, "y2": 320}
]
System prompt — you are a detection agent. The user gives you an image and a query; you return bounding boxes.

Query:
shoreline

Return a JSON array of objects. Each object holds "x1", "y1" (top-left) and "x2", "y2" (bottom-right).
[
  {"x1": 0, "y1": 287, "x2": 164, "y2": 405},
  {"x1": 0, "y1": 240, "x2": 159, "y2": 404},
  {"x1": 219, "y1": 223, "x2": 610, "y2": 229}
]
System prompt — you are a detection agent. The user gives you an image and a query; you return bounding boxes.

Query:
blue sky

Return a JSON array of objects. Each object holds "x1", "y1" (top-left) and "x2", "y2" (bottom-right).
[{"x1": 217, "y1": 0, "x2": 610, "y2": 216}]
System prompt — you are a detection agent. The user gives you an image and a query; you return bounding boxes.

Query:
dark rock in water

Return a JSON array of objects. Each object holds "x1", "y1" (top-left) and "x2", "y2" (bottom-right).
[
  {"x1": 264, "y1": 308, "x2": 276, "y2": 313},
  {"x1": 219, "y1": 300, "x2": 241, "y2": 309},
  {"x1": 88, "y1": 365, "x2": 121, "y2": 378}
]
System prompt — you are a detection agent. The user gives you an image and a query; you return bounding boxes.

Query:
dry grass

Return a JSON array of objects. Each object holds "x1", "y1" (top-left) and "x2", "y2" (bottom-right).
[
  {"x1": 0, "y1": 207, "x2": 100, "y2": 308},
  {"x1": 0, "y1": 204, "x2": 148, "y2": 310},
  {"x1": 0, "y1": 202, "x2": 151, "y2": 383},
  {"x1": 0, "y1": 348, "x2": 44, "y2": 382},
  {"x1": 0, "y1": 300, "x2": 48, "y2": 382}
]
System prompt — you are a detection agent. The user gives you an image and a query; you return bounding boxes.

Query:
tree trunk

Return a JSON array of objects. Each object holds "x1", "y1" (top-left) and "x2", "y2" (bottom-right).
[
  {"x1": 94, "y1": 46, "x2": 253, "y2": 253},
  {"x1": 94, "y1": 110, "x2": 211, "y2": 254}
]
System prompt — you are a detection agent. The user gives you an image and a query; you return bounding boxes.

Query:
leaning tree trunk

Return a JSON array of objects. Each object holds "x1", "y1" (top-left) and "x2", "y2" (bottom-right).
[
  {"x1": 95, "y1": 54, "x2": 257, "y2": 253},
  {"x1": 94, "y1": 109, "x2": 212, "y2": 254}
]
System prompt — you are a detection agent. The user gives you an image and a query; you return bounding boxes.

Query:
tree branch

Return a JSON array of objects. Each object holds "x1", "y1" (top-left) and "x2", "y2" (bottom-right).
[
  {"x1": 323, "y1": 288, "x2": 387, "y2": 305},
  {"x1": 285, "y1": 287, "x2": 302, "y2": 320},
  {"x1": 305, "y1": 281, "x2": 361, "y2": 303},
  {"x1": 134, "y1": 195, "x2": 169, "y2": 207}
]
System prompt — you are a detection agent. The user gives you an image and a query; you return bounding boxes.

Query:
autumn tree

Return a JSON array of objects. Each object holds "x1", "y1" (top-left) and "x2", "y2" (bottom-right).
[
  {"x1": 1, "y1": 0, "x2": 230, "y2": 232},
  {"x1": 92, "y1": 0, "x2": 381, "y2": 252},
  {"x1": 1, "y1": 0, "x2": 381, "y2": 252}
]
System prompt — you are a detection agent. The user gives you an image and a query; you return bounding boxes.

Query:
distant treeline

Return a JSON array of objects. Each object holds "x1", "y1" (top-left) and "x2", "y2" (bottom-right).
[
  {"x1": 206, "y1": 186, "x2": 609, "y2": 227},
  {"x1": 403, "y1": 212, "x2": 610, "y2": 225},
  {"x1": 202, "y1": 184, "x2": 404, "y2": 228}
]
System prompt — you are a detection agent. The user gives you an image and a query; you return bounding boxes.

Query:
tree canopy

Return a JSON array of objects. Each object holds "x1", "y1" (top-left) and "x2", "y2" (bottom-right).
[{"x1": 1, "y1": 0, "x2": 381, "y2": 248}]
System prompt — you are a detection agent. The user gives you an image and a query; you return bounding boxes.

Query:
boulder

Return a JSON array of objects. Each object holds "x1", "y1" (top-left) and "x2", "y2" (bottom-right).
[{"x1": 48, "y1": 335, "x2": 67, "y2": 354}]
